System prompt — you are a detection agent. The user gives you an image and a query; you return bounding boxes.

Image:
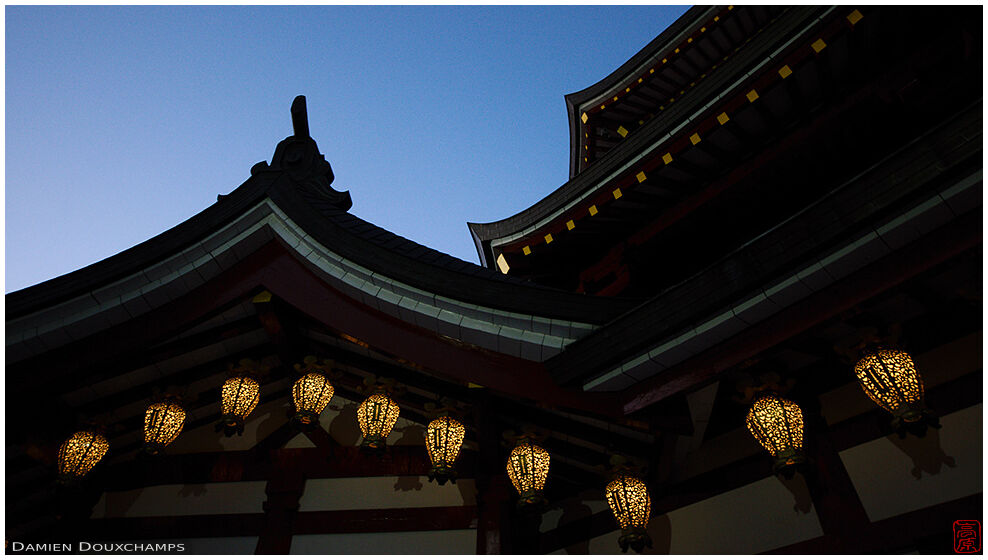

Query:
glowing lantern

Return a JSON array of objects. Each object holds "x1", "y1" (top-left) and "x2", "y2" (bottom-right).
[
  {"x1": 57, "y1": 431, "x2": 109, "y2": 483},
  {"x1": 426, "y1": 415, "x2": 465, "y2": 485},
  {"x1": 506, "y1": 438, "x2": 550, "y2": 509},
  {"x1": 606, "y1": 474, "x2": 653, "y2": 553},
  {"x1": 746, "y1": 394, "x2": 806, "y2": 476},
  {"x1": 357, "y1": 392, "x2": 400, "y2": 452},
  {"x1": 855, "y1": 347, "x2": 936, "y2": 432},
  {"x1": 143, "y1": 400, "x2": 186, "y2": 454},
  {"x1": 218, "y1": 376, "x2": 260, "y2": 436},
  {"x1": 292, "y1": 373, "x2": 334, "y2": 429}
]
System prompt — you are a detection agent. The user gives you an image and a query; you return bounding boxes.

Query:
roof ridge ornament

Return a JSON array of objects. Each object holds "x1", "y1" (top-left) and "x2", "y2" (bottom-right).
[
  {"x1": 251, "y1": 95, "x2": 352, "y2": 212},
  {"x1": 291, "y1": 95, "x2": 310, "y2": 139}
]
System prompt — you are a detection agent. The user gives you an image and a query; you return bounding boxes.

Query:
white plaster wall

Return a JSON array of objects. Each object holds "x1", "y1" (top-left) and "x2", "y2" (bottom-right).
[
  {"x1": 840, "y1": 403, "x2": 982, "y2": 522},
  {"x1": 166, "y1": 398, "x2": 292, "y2": 454},
  {"x1": 299, "y1": 477, "x2": 476, "y2": 512},
  {"x1": 539, "y1": 490, "x2": 608, "y2": 534},
  {"x1": 91, "y1": 481, "x2": 268, "y2": 518},
  {"x1": 290, "y1": 529, "x2": 476, "y2": 554}
]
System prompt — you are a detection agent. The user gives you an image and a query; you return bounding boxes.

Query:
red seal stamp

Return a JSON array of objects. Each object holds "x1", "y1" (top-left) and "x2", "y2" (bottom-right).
[{"x1": 954, "y1": 520, "x2": 981, "y2": 553}]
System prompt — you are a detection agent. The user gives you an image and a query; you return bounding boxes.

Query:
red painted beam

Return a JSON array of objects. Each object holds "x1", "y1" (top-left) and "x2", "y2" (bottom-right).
[
  {"x1": 257, "y1": 241, "x2": 622, "y2": 417},
  {"x1": 621, "y1": 210, "x2": 981, "y2": 415},
  {"x1": 12, "y1": 237, "x2": 621, "y2": 420}
]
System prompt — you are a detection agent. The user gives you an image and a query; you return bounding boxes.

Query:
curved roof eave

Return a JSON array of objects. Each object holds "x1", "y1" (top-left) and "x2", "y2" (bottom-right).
[
  {"x1": 9, "y1": 100, "x2": 636, "y2": 326},
  {"x1": 468, "y1": 6, "x2": 714, "y2": 255},
  {"x1": 563, "y1": 6, "x2": 715, "y2": 179}
]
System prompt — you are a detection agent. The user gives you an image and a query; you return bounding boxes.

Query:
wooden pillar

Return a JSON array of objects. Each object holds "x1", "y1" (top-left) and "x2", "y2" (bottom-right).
[
  {"x1": 799, "y1": 396, "x2": 871, "y2": 552},
  {"x1": 476, "y1": 475, "x2": 514, "y2": 554},
  {"x1": 254, "y1": 449, "x2": 305, "y2": 554},
  {"x1": 473, "y1": 390, "x2": 512, "y2": 554},
  {"x1": 510, "y1": 510, "x2": 542, "y2": 554}
]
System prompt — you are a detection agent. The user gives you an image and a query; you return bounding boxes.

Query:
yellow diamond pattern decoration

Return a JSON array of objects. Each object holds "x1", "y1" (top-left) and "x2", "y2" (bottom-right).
[
  {"x1": 581, "y1": 112, "x2": 588, "y2": 123},
  {"x1": 746, "y1": 89, "x2": 759, "y2": 102},
  {"x1": 690, "y1": 133, "x2": 701, "y2": 145},
  {"x1": 847, "y1": 9, "x2": 863, "y2": 25},
  {"x1": 589, "y1": 205, "x2": 599, "y2": 216},
  {"x1": 779, "y1": 65, "x2": 792, "y2": 79},
  {"x1": 811, "y1": 38, "x2": 827, "y2": 53},
  {"x1": 522, "y1": 246, "x2": 532, "y2": 256},
  {"x1": 544, "y1": 233, "x2": 554, "y2": 244},
  {"x1": 495, "y1": 253, "x2": 510, "y2": 274},
  {"x1": 636, "y1": 171, "x2": 647, "y2": 183},
  {"x1": 662, "y1": 153, "x2": 673, "y2": 165},
  {"x1": 613, "y1": 188, "x2": 623, "y2": 200},
  {"x1": 617, "y1": 126, "x2": 629, "y2": 138},
  {"x1": 566, "y1": 220, "x2": 576, "y2": 231},
  {"x1": 717, "y1": 112, "x2": 730, "y2": 125}
]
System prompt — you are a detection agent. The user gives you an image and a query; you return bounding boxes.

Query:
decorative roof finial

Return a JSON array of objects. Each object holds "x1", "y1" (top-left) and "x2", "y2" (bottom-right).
[
  {"x1": 248, "y1": 95, "x2": 352, "y2": 212},
  {"x1": 291, "y1": 95, "x2": 310, "y2": 138}
]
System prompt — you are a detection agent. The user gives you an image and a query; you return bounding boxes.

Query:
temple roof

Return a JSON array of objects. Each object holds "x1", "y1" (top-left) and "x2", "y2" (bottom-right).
[{"x1": 8, "y1": 97, "x2": 633, "y2": 325}]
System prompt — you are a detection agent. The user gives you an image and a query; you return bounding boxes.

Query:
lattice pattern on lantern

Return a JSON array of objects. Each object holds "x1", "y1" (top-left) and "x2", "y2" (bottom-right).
[
  {"x1": 506, "y1": 441, "x2": 550, "y2": 495},
  {"x1": 222, "y1": 376, "x2": 260, "y2": 419},
  {"x1": 357, "y1": 393, "x2": 400, "y2": 439},
  {"x1": 57, "y1": 431, "x2": 109, "y2": 480},
  {"x1": 854, "y1": 348, "x2": 924, "y2": 416},
  {"x1": 293, "y1": 373, "x2": 335, "y2": 424},
  {"x1": 606, "y1": 475, "x2": 651, "y2": 531},
  {"x1": 427, "y1": 416, "x2": 465, "y2": 468},
  {"x1": 746, "y1": 394, "x2": 804, "y2": 457},
  {"x1": 144, "y1": 402, "x2": 186, "y2": 451}
]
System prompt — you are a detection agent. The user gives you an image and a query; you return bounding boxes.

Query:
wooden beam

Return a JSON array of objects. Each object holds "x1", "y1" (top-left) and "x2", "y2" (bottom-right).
[
  {"x1": 540, "y1": 370, "x2": 983, "y2": 553},
  {"x1": 621, "y1": 211, "x2": 981, "y2": 414}
]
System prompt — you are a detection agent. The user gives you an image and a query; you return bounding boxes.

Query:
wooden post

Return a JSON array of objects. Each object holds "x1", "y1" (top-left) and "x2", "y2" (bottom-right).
[
  {"x1": 254, "y1": 449, "x2": 305, "y2": 554},
  {"x1": 799, "y1": 396, "x2": 871, "y2": 552},
  {"x1": 473, "y1": 390, "x2": 512, "y2": 554}
]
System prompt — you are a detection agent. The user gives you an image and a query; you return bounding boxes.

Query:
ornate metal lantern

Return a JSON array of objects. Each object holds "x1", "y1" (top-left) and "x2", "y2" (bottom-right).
[
  {"x1": 143, "y1": 400, "x2": 186, "y2": 454},
  {"x1": 606, "y1": 474, "x2": 653, "y2": 553},
  {"x1": 357, "y1": 391, "x2": 400, "y2": 453},
  {"x1": 292, "y1": 373, "x2": 335, "y2": 430},
  {"x1": 855, "y1": 347, "x2": 938, "y2": 435},
  {"x1": 746, "y1": 393, "x2": 806, "y2": 476},
  {"x1": 506, "y1": 437, "x2": 550, "y2": 510},
  {"x1": 57, "y1": 431, "x2": 109, "y2": 484},
  {"x1": 218, "y1": 376, "x2": 260, "y2": 436},
  {"x1": 426, "y1": 415, "x2": 465, "y2": 485}
]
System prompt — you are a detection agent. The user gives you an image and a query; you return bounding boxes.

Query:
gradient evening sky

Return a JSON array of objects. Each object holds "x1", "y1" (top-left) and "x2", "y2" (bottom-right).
[{"x1": 5, "y1": 5, "x2": 690, "y2": 293}]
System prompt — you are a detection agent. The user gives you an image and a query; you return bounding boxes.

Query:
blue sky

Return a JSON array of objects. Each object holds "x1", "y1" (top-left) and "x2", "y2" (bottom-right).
[{"x1": 5, "y1": 5, "x2": 690, "y2": 293}]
